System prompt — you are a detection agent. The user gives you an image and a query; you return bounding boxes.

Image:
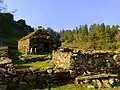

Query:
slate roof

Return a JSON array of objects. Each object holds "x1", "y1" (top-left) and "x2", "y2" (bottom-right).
[{"x1": 19, "y1": 30, "x2": 51, "y2": 41}]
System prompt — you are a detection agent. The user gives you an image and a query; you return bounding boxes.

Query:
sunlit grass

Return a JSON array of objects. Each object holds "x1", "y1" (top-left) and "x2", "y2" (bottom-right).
[
  {"x1": 50, "y1": 84, "x2": 120, "y2": 90},
  {"x1": 15, "y1": 60, "x2": 54, "y2": 71},
  {"x1": 21, "y1": 53, "x2": 52, "y2": 59},
  {"x1": 51, "y1": 84, "x2": 82, "y2": 90}
]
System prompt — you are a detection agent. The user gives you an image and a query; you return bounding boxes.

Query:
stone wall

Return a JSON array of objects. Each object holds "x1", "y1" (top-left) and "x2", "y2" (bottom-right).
[
  {"x1": 0, "y1": 46, "x2": 8, "y2": 57},
  {"x1": 52, "y1": 49, "x2": 73, "y2": 69},
  {"x1": 53, "y1": 48, "x2": 119, "y2": 75},
  {"x1": 0, "y1": 58, "x2": 71, "y2": 90},
  {"x1": 18, "y1": 39, "x2": 30, "y2": 53}
]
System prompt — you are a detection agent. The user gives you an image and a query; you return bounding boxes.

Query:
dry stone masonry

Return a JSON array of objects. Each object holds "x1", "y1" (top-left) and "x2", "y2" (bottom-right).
[
  {"x1": 0, "y1": 57, "x2": 15, "y2": 90},
  {"x1": 0, "y1": 57, "x2": 71, "y2": 90},
  {"x1": 0, "y1": 46, "x2": 8, "y2": 57},
  {"x1": 18, "y1": 38, "x2": 30, "y2": 53},
  {"x1": 52, "y1": 47, "x2": 120, "y2": 88},
  {"x1": 18, "y1": 30, "x2": 53, "y2": 54},
  {"x1": 1, "y1": 47, "x2": 120, "y2": 89},
  {"x1": 53, "y1": 48, "x2": 120, "y2": 75}
]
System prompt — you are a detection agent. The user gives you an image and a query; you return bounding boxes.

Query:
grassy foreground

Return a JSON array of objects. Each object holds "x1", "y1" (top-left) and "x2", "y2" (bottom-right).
[
  {"x1": 50, "y1": 84, "x2": 82, "y2": 90},
  {"x1": 48, "y1": 84, "x2": 120, "y2": 90},
  {"x1": 51, "y1": 85, "x2": 120, "y2": 90},
  {"x1": 25, "y1": 84, "x2": 120, "y2": 90}
]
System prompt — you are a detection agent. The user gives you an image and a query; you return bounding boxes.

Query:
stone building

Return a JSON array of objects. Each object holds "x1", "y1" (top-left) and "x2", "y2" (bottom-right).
[{"x1": 18, "y1": 30, "x2": 52, "y2": 54}]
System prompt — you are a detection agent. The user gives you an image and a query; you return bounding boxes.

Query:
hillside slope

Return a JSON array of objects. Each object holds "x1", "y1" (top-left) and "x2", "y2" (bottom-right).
[{"x1": 0, "y1": 13, "x2": 32, "y2": 46}]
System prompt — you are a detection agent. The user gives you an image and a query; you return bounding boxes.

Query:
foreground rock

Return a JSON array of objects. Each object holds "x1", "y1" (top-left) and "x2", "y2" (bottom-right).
[
  {"x1": 75, "y1": 73, "x2": 119, "y2": 88},
  {"x1": 0, "y1": 58, "x2": 71, "y2": 90},
  {"x1": 0, "y1": 57, "x2": 12, "y2": 65},
  {"x1": 0, "y1": 57, "x2": 14, "y2": 90}
]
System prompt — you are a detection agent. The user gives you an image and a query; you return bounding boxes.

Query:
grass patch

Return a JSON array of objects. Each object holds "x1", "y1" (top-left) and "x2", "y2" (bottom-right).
[
  {"x1": 11, "y1": 49, "x2": 53, "y2": 70},
  {"x1": 51, "y1": 84, "x2": 81, "y2": 90},
  {"x1": 15, "y1": 60, "x2": 54, "y2": 71},
  {"x1": 50, "y1": 84, "x2": 120, "y2": 90},
  {"x1": 21, "y1": 52, "x2": 52, "y2": 58}
]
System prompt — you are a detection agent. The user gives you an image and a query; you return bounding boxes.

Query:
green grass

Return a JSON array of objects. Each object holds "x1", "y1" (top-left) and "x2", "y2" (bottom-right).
[
  {"x1": 49, "y1": 84, "x2": 120, "y2": 90},
  {"x1": 62, "y1": 42, "x2": 120, "y2": 54},
  {"x1": 25, "y1": 84, "x2": 84, "y2": 90},
  {"x1": 21, "y1": 53, "x2": 52, "y2": 59},
  {"x1": 50, "y1": 84, "x2": 82, "y2": 90},
  {"x1": 16, "y1": 83, "x2": 120, "y2": 90},
  {"x1": 11, "y1": 50, "x2": 53, "y2": 70},
  {"x1": 15, "y1": 60, "x2": 54, "y2": 71}
]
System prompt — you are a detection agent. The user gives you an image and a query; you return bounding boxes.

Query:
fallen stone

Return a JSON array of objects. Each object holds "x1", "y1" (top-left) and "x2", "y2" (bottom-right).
[
  {"x1": 6, "y1": 64, "x2": 13, "y2": 68},
  {"x1": 0, "y1": 58, "x2": 12, "y2": 65},
  {"x1": 0, "y1": 85, "x2": 7, "y2": 90},
  {"x1": 29, "y1": 67, "x2": 38, "y2": 72},
  {"x1": 102, "y1": 80, "x2": 112, "y2": 88},
  {"x1": 0, "y1": 68, "x2": 6, "y2": 73},
  {"x1": 13, "y1": 77, "x2": 19, "y2": 82},
  {"x1": 109, "y1": 78, "x2": 115, "y2": 85},
  {"x1": 96, "y1": 79, "x2": 102, "y2": 88},
  {"x1": 47, "y1": 68, "x2": 53, "y2": 74},
  {"x1": 19, "y1": 82, "x2": 28, "y2": 89},
  {"x1": 24, "y1": 74, "x2": 36, "y2": 81}
]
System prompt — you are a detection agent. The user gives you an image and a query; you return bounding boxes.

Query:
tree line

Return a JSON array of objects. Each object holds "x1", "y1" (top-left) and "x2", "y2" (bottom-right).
[{"x1": 60, "y1": 23, "x2": 120, "y2": 50}]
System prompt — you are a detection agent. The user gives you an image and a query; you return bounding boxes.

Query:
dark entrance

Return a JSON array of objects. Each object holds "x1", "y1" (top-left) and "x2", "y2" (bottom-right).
[{"x1": 44, "y1": 42, "x2": 51, "y2": 52}]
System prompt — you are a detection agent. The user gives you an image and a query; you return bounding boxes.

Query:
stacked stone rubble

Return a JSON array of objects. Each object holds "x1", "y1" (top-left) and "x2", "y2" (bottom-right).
[
  {"x1": 53, "y1": 47, "x2": 120, "y2": 88},
  {"x1": 52, "y1": 48, "x2": 73, "y2": 69},
  {"x1": 75, "y1": 73, "x2": 120, "y2": 88},
  {"x1": 0, "y1": 57, "x2": 14, "y2": 90},
  {"x1": 0, "y1": 57, "x2": 71, "y2": 90},
  {"x1": 53, "y1": 48, "x2": 118, "y2": 75},
  {"x1": 18, "y1": 39, "x2": 30, "y2": 53},
  {"x1": 0, "y1": 46, "x2": 8, "y2": 57}
]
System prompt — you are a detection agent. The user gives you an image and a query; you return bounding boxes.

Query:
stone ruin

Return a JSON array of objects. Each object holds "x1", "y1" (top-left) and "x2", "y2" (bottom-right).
[
  {"x1": 18, "y1": 30, "x2": 53, "y2": 54},
  {"x1": 1, "y1": 46, "x2": 120, "y2": 89},
  {"x1": 0, "y1": 56, "x2": 71, "y2": 90},
  {"x1": 53, "y1": 48, "x2": 118, "y2": 74},
  {"x1": 0, "y1": 57, "x2": 15, "y2": 90},
  {"x1": 0, "y1": 46, "x2": 9, "y2": 57},
  {"x1": 0, "y1": 46, "x2": 71, "y2": 90},
  {"x1": 52, "y1": 47, "x2": 120, "y2": 88}
]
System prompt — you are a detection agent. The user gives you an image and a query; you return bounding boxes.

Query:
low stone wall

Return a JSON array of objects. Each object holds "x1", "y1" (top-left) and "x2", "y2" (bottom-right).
[
  {"x1": 0, "y1": 58, "x2": 71, "y2": 90},
  {"x1": 53, "y1": 48, "x2": 119, "y2": 75},
  {"x1": 75, "y1": 73, "x2": 120, "y2": 88},
  {"x1": 0, "y1": 46, "x2": 8, "y2": 57}
]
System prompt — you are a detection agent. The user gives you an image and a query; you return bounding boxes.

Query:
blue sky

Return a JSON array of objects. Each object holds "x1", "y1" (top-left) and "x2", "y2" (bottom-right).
[{"x1": 4, "y1": 0, "x2": 120, "y2": 30}]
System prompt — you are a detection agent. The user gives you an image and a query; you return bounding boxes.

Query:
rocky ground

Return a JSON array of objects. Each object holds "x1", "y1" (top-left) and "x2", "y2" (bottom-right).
[
  {"x1": 53, "y1": 47, "x2": 120, "y2": 88},
  {"x1": 1, "y1": 47, "x2": 120, "y2": 89},
  {"x1": 0, "y1": 56, "x2": 72, "y2": 90}
]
